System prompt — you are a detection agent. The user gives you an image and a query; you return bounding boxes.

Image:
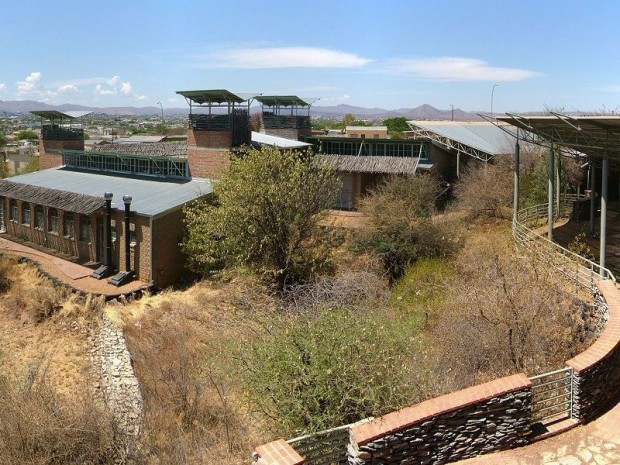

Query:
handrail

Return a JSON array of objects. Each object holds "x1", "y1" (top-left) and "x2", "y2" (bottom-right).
[{"x1": 514, "y1": 197, "x2": 616, "y2": 288}]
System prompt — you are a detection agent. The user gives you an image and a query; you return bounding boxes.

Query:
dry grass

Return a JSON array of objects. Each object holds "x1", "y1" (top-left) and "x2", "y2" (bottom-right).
[{"x1": 118, "y1": 280, "x2": 271, "y2": 464}]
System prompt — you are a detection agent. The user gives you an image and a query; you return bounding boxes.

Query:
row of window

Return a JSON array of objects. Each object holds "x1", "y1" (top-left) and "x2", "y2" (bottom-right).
[{"x1": 8, "y1": 200, "x2": 91, "y2": 242}]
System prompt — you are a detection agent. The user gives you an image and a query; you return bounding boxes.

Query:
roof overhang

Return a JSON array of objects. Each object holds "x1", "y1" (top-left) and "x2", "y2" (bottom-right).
[
  {"x1": 407, "y1": 120, "x2": 514, "y2": 163},
  {"x1": 31, "y1": 110, "x2": 93, "y2": 120},
  {"x1": 0, "y1": 180, "x2": 104, "y2": 214},
  {"x1": 255, "y1": 95, "x2": 317, "y2": 107},
  {"x1": 496, "y1": 114, "x2": 620, "y2": 160},
  {"x1": 319, "y1": 155, "x2": 432, "y2": 175},
  {"x1": 175, "y1": 89, "x2": 259, "y2": 106}
]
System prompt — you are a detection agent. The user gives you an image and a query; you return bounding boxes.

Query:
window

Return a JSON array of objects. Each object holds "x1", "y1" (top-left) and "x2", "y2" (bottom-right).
[
  {"x1": 34, "y1": 206, "x2": 44, "y2": 230},
  {"x1": 63, "y1": 212, "x2": 75, "y2": 239},
  {"x1": 48, "y1": 208, "x2": 58, "y2": 233},
  {"x1": 22, "y1": 203, "x2": 31, "y2": 226},
  {"x1": 79, "y1": 216, "x2": 91, "y2": 242},
  {"x1": 9, "y1": 200, "x2": 17, "y2": 222}
]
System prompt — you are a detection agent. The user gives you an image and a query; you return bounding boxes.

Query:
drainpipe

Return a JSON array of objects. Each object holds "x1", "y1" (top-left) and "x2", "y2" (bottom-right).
[
  {"x1": 104, "y1": 192, "x2": 113, "y2": 267},
  {"x1": 123, "y1": 195, "x2": 132, "y2": 272}
]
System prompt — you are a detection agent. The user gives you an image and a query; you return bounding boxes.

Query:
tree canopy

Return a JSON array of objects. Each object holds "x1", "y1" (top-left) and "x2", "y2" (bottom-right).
[
  {"x1": 183, "y1": 146, "x2": 341, "y2": 288},
  {"x1": 15, "y1": 130, "x2": 38, "y2": 141}
]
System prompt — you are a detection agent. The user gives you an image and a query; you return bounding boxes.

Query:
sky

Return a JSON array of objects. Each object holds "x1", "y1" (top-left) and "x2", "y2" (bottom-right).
[{"x1": 1, "y1": 0, "x2": 620, "y2": 114}]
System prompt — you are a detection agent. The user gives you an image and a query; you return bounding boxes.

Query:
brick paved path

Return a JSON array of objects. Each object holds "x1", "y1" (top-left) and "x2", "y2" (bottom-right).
[{"x1": 0, "y1": 236, "x2": 150, "y2": 296}]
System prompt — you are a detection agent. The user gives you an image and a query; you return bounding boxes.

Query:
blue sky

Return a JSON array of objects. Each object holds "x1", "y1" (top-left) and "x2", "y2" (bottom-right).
[{"x1": 1, "y1": 0, "x2": 619, "y2": 113}]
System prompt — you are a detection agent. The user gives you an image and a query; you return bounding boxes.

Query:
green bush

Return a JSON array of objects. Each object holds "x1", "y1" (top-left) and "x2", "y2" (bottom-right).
[
  {"x1": 356, "y1": 175, "x2": 457, "y2": 281},
  {"x1": 237, "y1": 305, "x2": 424, "y2": 436}
]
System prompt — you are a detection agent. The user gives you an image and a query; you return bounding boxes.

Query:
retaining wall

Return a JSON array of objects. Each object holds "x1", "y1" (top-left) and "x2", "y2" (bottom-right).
[
  {"x1": 567, "y1": 280, "x2": 620, "y2": 422},
  {"x1": 253, "y1": 280, "x2": 620, "y2": 465}
]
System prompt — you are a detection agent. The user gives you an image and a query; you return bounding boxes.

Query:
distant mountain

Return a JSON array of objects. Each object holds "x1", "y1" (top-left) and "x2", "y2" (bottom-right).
[
  {"x1": 310, "y1": 103, "x2": 484, "y2": 121},
  {"x1": 0, "y1": 99, "x2": 484, "y2": 120},
  {"x1": 0, "y1": 100, "x2": 188, "y2": 116}
]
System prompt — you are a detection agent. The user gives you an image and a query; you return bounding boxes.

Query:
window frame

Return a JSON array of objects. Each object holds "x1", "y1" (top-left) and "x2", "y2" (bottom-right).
[
  {"x1": 34, "y1": 206, "x2": 44, "y2": 230},
  {"x1": 48, "y1": 208, "x2": 58, "y2": 234},
  {"x1": 21, "y1": 203, "x2": 31, "y2": 226},
  {"x1": 63, "y1": 212, "x2": 75, "y2": 239}
]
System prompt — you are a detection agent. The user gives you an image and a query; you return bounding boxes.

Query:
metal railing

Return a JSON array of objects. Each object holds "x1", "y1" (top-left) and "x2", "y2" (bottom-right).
[
  {"x1": 514, "y1": 198, "x2": 615, "y2": 288},
  {"x1": 529, "y1": 367, "x2": 573, "y2": 423},
  {"x1": 287, "y1": 424, "x2": 352, "y2": 465}
]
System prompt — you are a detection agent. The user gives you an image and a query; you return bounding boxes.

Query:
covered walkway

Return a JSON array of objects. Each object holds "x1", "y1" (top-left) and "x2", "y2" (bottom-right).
[{"x1": 0, "y1": 236, "x2": 150, "y2": 298}]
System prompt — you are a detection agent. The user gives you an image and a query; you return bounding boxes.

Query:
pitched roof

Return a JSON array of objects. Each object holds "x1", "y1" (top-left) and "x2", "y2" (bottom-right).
[
  {"x1": 319, "y1": 155, "x2": 432, "y2": 174},
  {"x1": 3, "y1": 168, "x2": 213, "y2": 217},
  {"x1": 0, "y1": 181, "x2": 104, "y2": 214}
]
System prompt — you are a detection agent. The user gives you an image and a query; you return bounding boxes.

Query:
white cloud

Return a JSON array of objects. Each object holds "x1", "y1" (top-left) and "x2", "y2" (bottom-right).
[
  {"x1": 93, "y1": 76, "x2": 145, "y2": 100},
  {"x1": 0, "y1": 83, "x2": 6, "y2": 92},
  {"x1": 58, "y1": 84, "x2": 80, "y2": 94},
  {"x1": 319, "y1": 94, "x2": 351, "y2": 103},
  {"x1": 120, "y1": 82, "x2": 132, "y2": 95},
  {"x1": 15, "y1": 71, "x2": 57, "y2": 100},
  {"x1": 205, "y1": 46, "x2": 371, "y2": 69},
  {"x1": 389, "y1": 57, "x2": 541, "y2": 81},
  {"x1": 95, "y1": 84, "x2": 115, "y2": 95}
]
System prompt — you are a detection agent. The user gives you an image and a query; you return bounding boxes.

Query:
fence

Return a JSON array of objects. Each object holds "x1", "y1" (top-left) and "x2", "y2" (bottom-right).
[
  {"x1": 514, "y1": 198, "x2": 615, "y2": 288},
  {"x1": 529, "y1": 367, "x2": 573, "y2": 423},
  {"x1": 286, "y1": 424, "x2": 352, "y2": 465}
]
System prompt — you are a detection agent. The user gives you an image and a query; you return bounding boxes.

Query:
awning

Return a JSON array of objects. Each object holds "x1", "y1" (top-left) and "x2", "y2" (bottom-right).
[
  {"x1": 496, "y1": 114, "x2": 620, "y2": 160},
  {"x1": 0, "y1": 181, "x2": 105, "y2": 215},
  {"x1": 319, "y1": 155, "x2": 433, "y2": 175}
]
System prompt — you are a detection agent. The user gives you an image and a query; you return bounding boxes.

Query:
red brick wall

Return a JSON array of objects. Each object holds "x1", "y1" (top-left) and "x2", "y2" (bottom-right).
[
  {"x1": 39, "y1": 139, "x2": 84, "y2": 170},
  {"x1": 263, "y1": 128, "x2": 312, "y2": 140},
  {"x1": 187, "y1": 146, "x2": 231, "y2": 178},
  {"x1": 188, "y1": 129, "x2": 232, "y2": 148},
  {"x1": 112, "y1": 211, "x2": 151, "y2": 284},
  {"x1": 151, "y1": 209, "x2": 187, "y2": 288}
]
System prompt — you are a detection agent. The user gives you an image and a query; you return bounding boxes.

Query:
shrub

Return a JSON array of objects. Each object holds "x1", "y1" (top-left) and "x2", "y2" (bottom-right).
[
  {"x1": 356, "y1": 175, "x2": 458, "y2": 281},
  {"x1": 183, "y1": 146, "x2": 341, "y2": 289},
  {"x1": 237, "y1": 302, "x2": 425, "y2": 436}
]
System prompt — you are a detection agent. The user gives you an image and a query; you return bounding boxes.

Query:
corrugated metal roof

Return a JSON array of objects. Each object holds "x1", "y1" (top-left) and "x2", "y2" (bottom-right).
[
  {"x1": 255, "y1": 95, "x2": 316, "y2": 107},
  {"x1": 31, "y1": 110, "x2": 93, "y2": 120},
  {"x1": 251, "y1": 131, "x2": 312, "y2": 149},
  {"x1": 175, "y1": 89, "x2": 258, "y2": 105},
  {"x1": 118, "y1": 135, "x2": 166, "y2": 143},
  {"x1": 407, "y1": 121, "x2": 513, "y2": 156},
  {"x1": 5, "y1": 168, "x2": 213, "y2": 217},
  {"x1": 319, "y1": 155, "x2": 432, "y2": 174},
  {"x1": 0, "y1": 182, "x2": 104, "y2": 214}
]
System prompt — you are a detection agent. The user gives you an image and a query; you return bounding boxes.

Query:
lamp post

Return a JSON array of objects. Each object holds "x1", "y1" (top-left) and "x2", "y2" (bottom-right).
[
  {"x1": 156, "y1": 101, "x2": 164, "y2": 128},
  {"x1": 122, "y1": 195, "x2": 132, "y2": 273},
  {"x1": 450, "y1": 104, "x2": 454, "y2": 122},
  {"x1": 491, "y1": 84, "x2": 499, "y2": 118}
]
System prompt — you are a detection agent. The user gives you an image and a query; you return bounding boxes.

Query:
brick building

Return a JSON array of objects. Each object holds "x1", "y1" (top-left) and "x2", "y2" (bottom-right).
[{"x1": 0, "y1": 110, "x2": 212, "y2": 288}]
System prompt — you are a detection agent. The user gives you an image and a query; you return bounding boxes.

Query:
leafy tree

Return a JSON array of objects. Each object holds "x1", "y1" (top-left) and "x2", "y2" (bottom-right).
[
  {"x1": 356, "y1": 175, "x2": 457, "y2": 281},
  {"x1": 382, "y1": 117, "x2": 410, "y2": 133},
  {"x1": 16, "y1": 130, "x2": 38, "y2": 140},
  {"x1": 0, "y1": 133, "x2": 6, "y2": 147},
  {"x1": 183, "y1": 146, "x2": 341, "y2": 289}
]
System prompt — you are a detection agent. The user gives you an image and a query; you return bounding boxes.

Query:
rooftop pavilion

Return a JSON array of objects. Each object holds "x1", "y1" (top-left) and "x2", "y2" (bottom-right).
[
  {"x1": 175, "y1": 89, "x2": 258, "y2": 147},
  {"x1": 31, "y1": 110, "x2": 92, "y2": 141},
  {"x1": 255, "y1": 95, "x2": 317, "y2": 133}
]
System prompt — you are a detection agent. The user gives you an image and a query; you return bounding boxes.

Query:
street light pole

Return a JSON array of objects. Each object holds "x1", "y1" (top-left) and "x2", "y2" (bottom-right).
[
  {"x1": 156, "y1": 101, "x2": 164, "y2": 129},
  {"x1": 450, "y1": 104, "x2": 454, "y2": 121},
  {"x1": 491, "y1": 84, "x2": 499, "y2": 118}
]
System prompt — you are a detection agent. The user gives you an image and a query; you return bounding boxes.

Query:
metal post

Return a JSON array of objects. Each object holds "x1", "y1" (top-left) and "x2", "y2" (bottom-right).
[
  {"x1": 123, "y1": 195, "x2": 132, "y2": 272},
  {"x1": 548, "y1": 143, "x2": 555, "y2": 240},
  {"x1": 104, "y1": 192, "x2": 113, "y2": 267},
  {"x1": 456, "y1": 149, "x2": 460, "y2": 179},
  {"x1": 513, "y1": 134, "x2": 520, "y2": 224},
  {"x1": 600, "y1": 155, "x2": 608, "y2": 277},
  {"x1": 556, "y1": 150, "x2": 561, "y2": 217},
  {"x1": 589, "y1": 163, "x2": 597, "y2": 236}
]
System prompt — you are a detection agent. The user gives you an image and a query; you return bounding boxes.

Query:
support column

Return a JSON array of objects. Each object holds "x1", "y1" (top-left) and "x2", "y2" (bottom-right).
[
  {"x1": 600, "y1": 155, "x2": 609, "y2": 277},
  {"x1": 513, "y1": 134, "x2": 520, "y2": 224},
  {"x1": 589, "y1": 163, "x2": 597, "y2": 236},
  {"x1": 548, "y1": 143, "x2": 555, "y2": 240},
  {"x1": 104, "y1": 192, "x2": 113, "y2": 267},
  {"x1": 556, "y1": 150, "x2": 561, "y2": 217},
  {"x1": 456, "y1": 149, "x2": 460, "y2": 179}
]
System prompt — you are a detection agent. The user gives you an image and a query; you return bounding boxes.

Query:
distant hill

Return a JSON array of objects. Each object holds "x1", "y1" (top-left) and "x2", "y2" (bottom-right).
[{"x1": 0, "y1": 99, "x2": 485, "y2": 121}]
